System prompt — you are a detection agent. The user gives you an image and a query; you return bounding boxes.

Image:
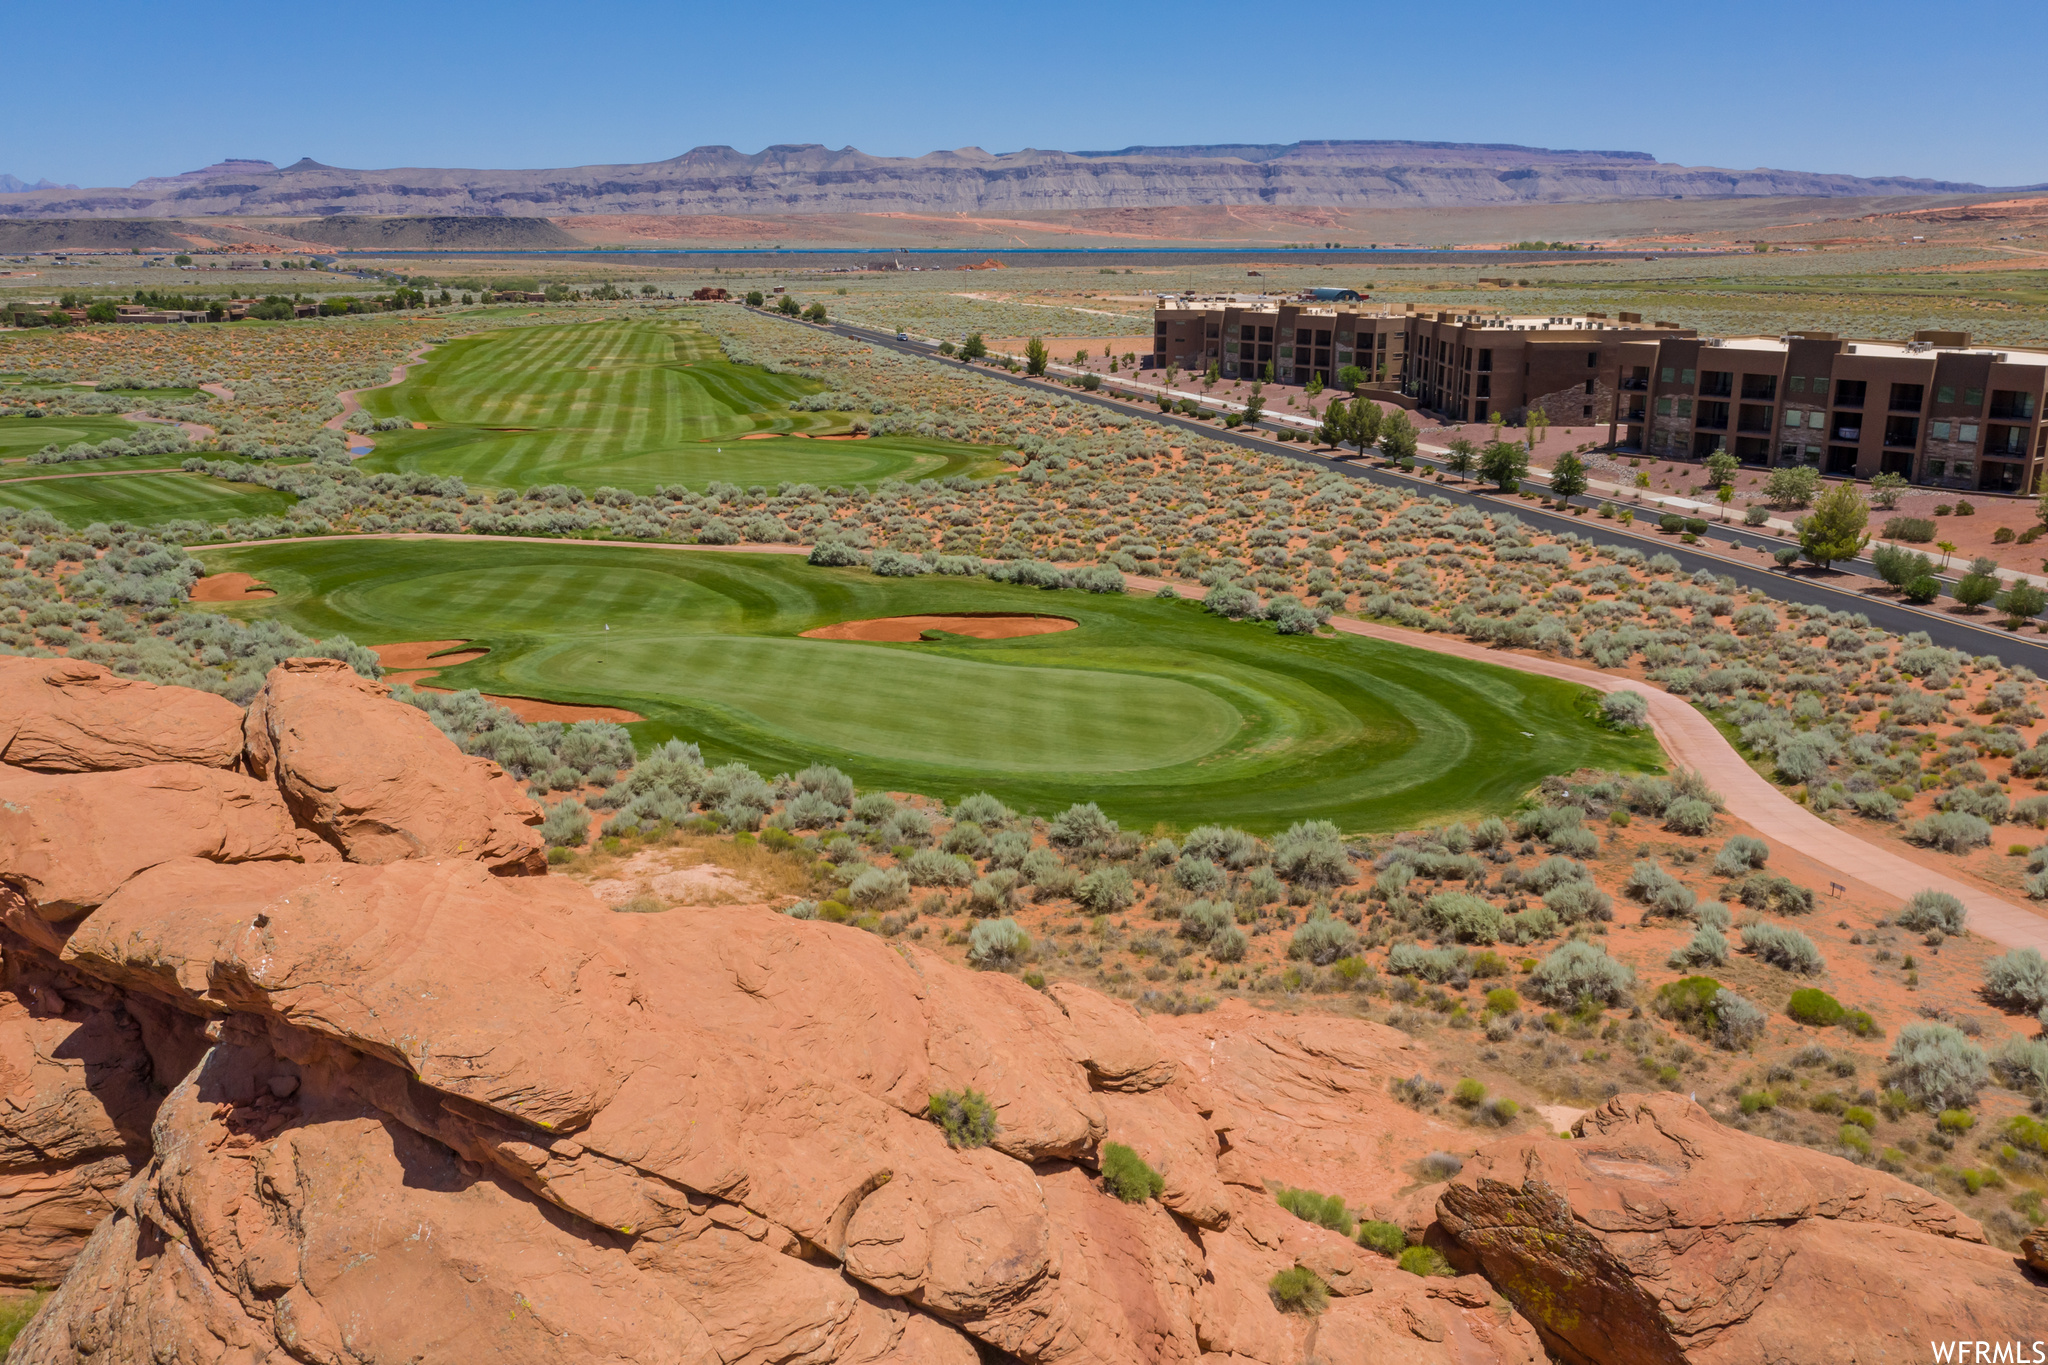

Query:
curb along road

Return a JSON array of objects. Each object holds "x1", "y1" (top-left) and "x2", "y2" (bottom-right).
[{"x1": 808, "y1": 315, "x2": 2048, "y2": 669}]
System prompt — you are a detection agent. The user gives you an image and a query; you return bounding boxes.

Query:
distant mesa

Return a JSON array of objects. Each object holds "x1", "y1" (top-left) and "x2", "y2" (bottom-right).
[
  {"x1": 0, "y1": 140, "x2": 2011, "y2": 220},
  {"x1": 0, "y1": 173, "x2": 79, "y2": 194}
]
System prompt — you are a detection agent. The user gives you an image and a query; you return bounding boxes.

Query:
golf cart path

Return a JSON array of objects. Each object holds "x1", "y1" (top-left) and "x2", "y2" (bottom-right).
[
  {"x1": 326, "y1": 343, "x2": 435, "y2": 455},
  {"x1": 187, "y1": 529, "x2": 2047, "y2": 951},
  {"x1": 1122, "y1": 571, "x2": 2048, "y2": 953}
]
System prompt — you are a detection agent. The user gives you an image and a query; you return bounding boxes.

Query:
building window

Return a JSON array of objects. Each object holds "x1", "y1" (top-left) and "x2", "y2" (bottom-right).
[
  {"x1": 1784, "y1": 408, "x2": 1802, "y2": 427},
  {"x1": 1582, "y1": 404, "x2": 1593, "y2": 417},
  {"x1": 1682, "y1": 368, "x2": 1696, "y2": 384},
  {"x1": 1813, "y1": 376, "x2": 1830, "y2": 397},
  {"x1": 1656, "y1": 397, "x2": 1672, "y2": 416},
  {"x1": 1477, "y1": 349, "x2": 1492, "y2": 372},
  {"x1": 1965, "y1": 388, "x2": 1983, "y2": 406},
  {"x1": 1336, "y1": 331, "x2": 1351, "y2": 344},
  {"x1": 1583, "y1": 379, "x2": 1594, "y2": 395},
  {"x1": 1779, "y1": 444, "x2": 1801, "y2": 462},
  {"x1": 1937, "y1": 386, "x2": 1955, "y2": 404},
  {"x1": 1932, "y1": 420, "x2": 1952, "y2": 440},
  {"x1": 1955, "y1": 462, "x2": 1975, "y2": 480},
  {"x1": 1661, "y1": 367, "x2": 1675, "y2": 383},
  {"x1": 1927, "y1": 459, "x2": 1947, "y2": 479},
  {"x1": 1676, "y1": 398, "x2": 1693, "y2": 419},
  {"x1": 1960, "y1": 424, "x2": 1979, "y2": 444},
  {"x1": 1789, "y1": 375, "x2": 1807, "y2": 393},
  {"x1": 1807, "y1": 410, "x2": 1825, "y2": 429},
  {"x1": 1586, "y1": 351, "x2": 1597, "y2": 368}
]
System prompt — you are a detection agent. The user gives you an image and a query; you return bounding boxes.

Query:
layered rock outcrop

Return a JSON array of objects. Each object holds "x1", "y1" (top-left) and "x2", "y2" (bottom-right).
[
  {"x1": 1433, "y1": 1092, "x2": 2039, "y2": 1364},
  {"x1": 0, "y1": 657, "x2": 2036, "y2": 1363}
]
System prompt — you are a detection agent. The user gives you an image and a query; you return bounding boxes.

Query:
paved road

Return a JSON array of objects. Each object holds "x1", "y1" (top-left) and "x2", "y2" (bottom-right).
[{"x1": 811, "y1": 317, "x2": 2048, "y2": 668}]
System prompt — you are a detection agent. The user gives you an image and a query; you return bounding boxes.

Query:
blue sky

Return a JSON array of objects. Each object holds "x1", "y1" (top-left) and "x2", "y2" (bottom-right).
[{"x1": 9, "y1": 0, "x2": 2045, "y2": 189}]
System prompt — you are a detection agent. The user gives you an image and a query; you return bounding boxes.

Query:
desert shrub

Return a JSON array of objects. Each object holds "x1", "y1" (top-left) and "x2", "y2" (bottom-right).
[
  {"x1": 1075, "y1": 865, "x2": 1136, "y2": 913},
  {"x1": 1048, "y1": 801, "x2": 1117, "y2": 849},
  {"x1": 1984, "y1": 947, "x2": 2048, "y2": 1012},
  {"x1": 1520, "y1": 856, "x2": 1590, "y2": 894},
  {"x1": 1883, "y1": 516, "x2": 1937, "y2": 543},
  {"x1": 1174, "y1": 855, "x2": 1224, "y2": 893},
  {"x1": 848, "y1": 865, "x2": 912, "y2": 909},
  {"x1": 1421, "y1": 891, "x2": 1503, "y2": 944},
  {"x1": 942, "y1": 820, "x2": 991, "y2": 859},
  {"x1": 986, "y1": 829, "x2": 1032, "y2": 869},
  {"x1": 1501, "y1": 906, "x2": 1560, "y2": 945},
  {"x1": 1896, "y1": 889, "x2": 1967, "y2": 935},
  {"x1": 1355, "y1": 1220, "x2": 1407, "y2": 1256},
  {"x1": 904, "y1": 848, "x2": 974, "y2": 887},
  {"x1": 1470, "y1": 816, "x2": 1509, "y2": 850},
  {"x1": 1694, "y1": 899, "x2": 1732, "y2": 930},
  {"x1": 1543, "y1": 881, "x2": 1613, "y2": 924},
  {"x1": 968, "y1": 871, "x2": 1019, "y2": 917},
  {"x1": 1290, "y1": 915, "x2": 1359, "y2": 965},
  {"x1": 882, "y1": 806, "x2": 933, "y2": 846},
  {"x1": 1179, "y1": 899, "x2": 1234, "y2": 942},
  {"x1": 1275, "y1": 1186, "x2": 1355, "y2": 1237},
  {"x1": 1714, "y1": 988, "x2": 1768, "y2": 1050},
  {"x1": 539, "y1": 798, "x2": 589, "y2": 848},
  {"x1": 850, "y1": 791, "x2": 898, "y2": 823},
  {"x1": 967, "y1": 917, "x2": 1032, "y2": 969},
  {"x1": 1904, "y1": 811, "x2": 1992, "y2": 854},
  {"x1": 1208, "y1": 924, "x2": 1249, "y2": 962},
  {"x1": 1887, "y1": 1023, "x2": 1990, "y2": 1110},
  {"x1": 1526, "y1": 942, "x2": 1635, "y2": 1008},
  {"x1": 1020, "y1": 847, "x2": 1079, "y2": 896},
  {"x1": 1181, "y1": 824, "x2": 1263, "y2": 869},
  {"x1": 1787, "y1": 988, "x2": 1846, "y2": 1027},
  {"x1": 1735, "y1": 873, "x2": 1814, "y2": 916},
  {"x1": 1271, "y1": 819, "x2": 1354, "y2": 888},
  {"x1": 1992, "y1": 1036, "x2": 2048, "y2": 1094},
  {"x1": 952, "y1": 791, "x2": 1011, "y2": 825},
  {"x1": 927, "y1": 1088, "x2": 998, "y2": 1148},
  {"x1": 796, "y1": 763, "x2": 855, "y2": 810},
  {"x1": 1244, "y1": 866, "x2": 1285, "y2": 905},
  {"x1": 1663, "y1": 798, "x2": 1716, "y2": 836},
  {"x1": 1743, "y1": 922, "x2": 1824, "y2": 974},
  {"x1": 1392, "y1": 1074, "x2": 1446, "y2": 1108},
  {"x1": 1388, "y1": 943, "x2": 1464, "y2": 982},
  {"x1": 1600, "y1": 690, "x2": 1650, "y2": 729},
  {"x1": 1418, "y1": 1151, "x2": 1463, "y2": 1180},
  {"x1": 1398, "y1": 1246, "x2": 1454, "y2": 1278},
  {"x1": 1712, "y1": 835, "x2": 1770, "y2": 876},
  {"x1": 1655, "y1": 975, "x2": 1722, "y2": 1029},
  {"x1": 1668, "y1": 926, "x2": 1730, "y2": 969},
  {"x1": 1624, "y1": 859, "x2": 1695, "y2": 917},
  {"x1": 1100, "y1": 1142, "x2": 1164, "y2": 1203},
  {"x1": 1268, "y1": 1266, "x2": 1329, "y2": 1315},
  {"x1": 784, "y1": 789, "x2": 845, "y2": 830}
]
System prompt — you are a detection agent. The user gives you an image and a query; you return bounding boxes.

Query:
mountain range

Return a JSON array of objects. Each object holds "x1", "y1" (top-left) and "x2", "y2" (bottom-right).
[
  {"x1": 0, "y1": 142, "x2": 2020, "y2": 219},
  {"x1": 0, "y1": 174, "x2": 78, "y2": 194}
]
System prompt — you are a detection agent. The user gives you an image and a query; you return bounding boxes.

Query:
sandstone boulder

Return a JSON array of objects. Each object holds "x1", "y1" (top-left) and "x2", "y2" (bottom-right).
[
  {"x1": 1432, "y1": 1091, "x2": 2038, "y2": 1364},
  {"x1": 1047, "y1": 981, "x2": 1175, "y2": 1091},
  {"x1": 242, "y1": 656, "x2": 544, "y2": 873},
  {"x1": 0, "y1": 763, "x2": 301, "y2": 920},
  {"x1": 0, "y1": 656, "x2": 243, "y2": 772}
]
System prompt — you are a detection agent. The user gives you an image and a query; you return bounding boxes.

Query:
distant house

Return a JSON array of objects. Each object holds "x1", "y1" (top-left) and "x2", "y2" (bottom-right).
[
  {"x1": 1305, "y1": 287, "x2": 1364, "y2": 302},
  {"x1": 691, "y1": 287, "x2": 730, "y2": 300}
]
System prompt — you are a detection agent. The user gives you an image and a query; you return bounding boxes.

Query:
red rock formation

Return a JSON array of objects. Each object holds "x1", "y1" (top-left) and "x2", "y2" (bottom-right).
[
  {"x1": 1432, "y1": 1092, "x2": 2039, "y2": 1364},
  {"x1": 242, "y1": 656, "x2": 545, "y2": 873},
  {"x1": 0, "y1": 657, "x2": 242, "y2": 772},
  {"x1": 0, "y1": 658, "x2": 2034, "y2": 1364}
]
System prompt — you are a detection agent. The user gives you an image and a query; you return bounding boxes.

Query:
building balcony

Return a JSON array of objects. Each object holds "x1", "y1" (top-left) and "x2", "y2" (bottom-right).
[{"x1": 1619, "y1": 378, "x2": 1648, "y2": 391}]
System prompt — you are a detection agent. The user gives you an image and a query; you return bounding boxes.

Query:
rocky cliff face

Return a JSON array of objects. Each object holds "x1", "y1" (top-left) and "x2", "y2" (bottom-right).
[
  {"x1": 0, "y1": 142, "x2": 2001, "y2": 220},
  {"x1": 0, "y1": 654, "x2": 2037, "y2": 1363}
]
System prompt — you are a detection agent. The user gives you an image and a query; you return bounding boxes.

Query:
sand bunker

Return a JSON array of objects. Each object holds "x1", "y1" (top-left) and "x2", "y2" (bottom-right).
[
  {"x1": 190, "y1": 573, "x2": 275, "y2": 602},
  {"x1": 370, "y1": 640, "x2": 645, "y2": 723},
  {"x1": 802, "y1": 612, "x2": 1078, "y2": 643}
]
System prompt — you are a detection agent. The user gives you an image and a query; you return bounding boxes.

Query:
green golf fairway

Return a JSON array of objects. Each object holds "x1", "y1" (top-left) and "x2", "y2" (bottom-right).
[
  {"x1": 355, "y1": 318, "x2": 1010, "y2": 492},
  {"x1": 194, "y1": 538, "x2": 1661, "y2": 833},
  {"x1": 0, "y1": 415, "x2": 150, "y2": 461},
  {"x1": 0, "y1": 472, "x2": 294, "y2": 527}
]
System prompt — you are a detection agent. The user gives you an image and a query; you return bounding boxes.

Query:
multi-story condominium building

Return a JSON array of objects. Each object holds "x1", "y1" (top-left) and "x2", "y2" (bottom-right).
[{"x1": 1152, "y1": 299, "x2": 2048, "y2": 494}]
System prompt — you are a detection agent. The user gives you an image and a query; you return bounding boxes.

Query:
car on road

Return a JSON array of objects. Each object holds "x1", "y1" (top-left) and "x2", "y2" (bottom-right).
[{"x1": 896, "y1": 331, "x2": 909, "y2": 340}]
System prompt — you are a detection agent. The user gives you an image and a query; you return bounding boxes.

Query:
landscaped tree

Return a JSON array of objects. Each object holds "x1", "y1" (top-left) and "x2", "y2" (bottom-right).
[
  {"x1": 1480, "y1": 439, "x2": 1528, "y2": 491},
  {"x1": 1347, "y1": 397, "x2": 1382, "y2": 454},
  {"x1": 1796, "y1": 479, "x2": 1870, "y2": 569},
  {"x1": 1205, "y1": 361, "x2": 1220, "y2": 390},
  {"x1": 1870, "y1": 471, "x2": 1908, "y2": 509},
  {"x1": 1305, "y1": 372, "x2": 1324, "y2": 398},
  {"x1": 1378, "y1": 409, "x2": 1418, "y2": 463},
  {"x1": 1262, "y1": 361, "x2": 1274, "y2": 384},
  {"x1": 1525, "y1": 407, "x2": 1550, "y2": 450},
  {"x1": 1337, "y1": 364, "x2": 1365, "y2": 392},
  {"x1": 1242, "y1": 383, "x2": 1265, "y2": 425},
  {"x1": 1024, "y1": 337, "x2": 1049, "y2": 375},
  {"x1": 1764, "y1": 464, "x2": 1820, "y2": 509},
  {"x1": 1488, "y1": 410, "x2": 1504, "y2": 444},
  {"x1": 776, "y1": 293, "x2": 801, "y2": 315},
  {"x1": 1073, "y1": 348, "x2": 1090, "y2": 365},
  {"x1": 1935, "y1": 537, "x2": 1958, "y2": 568},
  {"x1": 1317, "y1": 399, "x2": 1348, "y2": 448},
  {"x1": 85, "y1": 300, "x2": 118, "y2": 323},
  {"x1": 1444, "y1": 437, "x2": 1477, "y2": 481},
  {"x1": 803, "y1": 301, "x2": 827, "y2": 322},
  {"x1": 961, "y1": 333, "x2": 987, "y2": 362},
  {"x1": 1549, "y1": 450, "x2": 1589, "y2": 503},
  {"x1": 1705, "y1": 450, "x2": 1739, "y2": 487},
  {"x1": 1995, "y1": 581, "x2": 2047, "y2": 630},
  {"x1": 1954, "y1": 570, "x2": 2001, "y2": 613}
]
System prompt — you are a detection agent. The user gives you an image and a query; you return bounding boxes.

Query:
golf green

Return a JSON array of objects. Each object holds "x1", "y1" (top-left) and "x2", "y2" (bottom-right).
[
  {"x1": 0, "y1": 415, "x2": 150, "y2": 462},
  {"x1": 0, "y1": 472, "x2": 295, "y2": 528},
  {"x1": 194, "y1": 538, "x2": 1661, "y2": 833},
  {"x1": 355, "y1": 318, "x2": 1011, "y2": 492}
]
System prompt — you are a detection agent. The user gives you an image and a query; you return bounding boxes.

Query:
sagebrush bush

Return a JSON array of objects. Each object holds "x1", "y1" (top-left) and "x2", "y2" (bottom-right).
[
  {"x1": 1624, "y1": 859, "x2": 1696, "y2": 917},
  {"x1": 1986, "y1": 948, "x2": 2048, "y2": 1012},
  {"x1": 539, "y1": 798, "x2": 589, "y2": 848},
  {"x1": 1181, "y1": 824, "x2": 1263, "y2": 870},
  {"x1": 1714, "y1": 988, "x2": 1767, "y2": 1050},
  {"x1": 1075, "y1": 864, "x2": 1136, "y2": 913},
  {"x1": 1271, "y1": 819, "x2": 1354, "y2": 888},
  {"x1": 1543, "y1": 881, "x2": 1613, "y2": 924},
  {"x1": 927, "y1": 1088, "x2": 998, "y2": 1148},
  {"x1": 1896, "y1": 889, "x2": 1968, "y2": 935},
  {"x1": 1904, "y1": 811, "x2": 1992, "y2": 854},
  {"x1": 1743, "y1": 922, "x2": 1824, "y2": 975},
  {"x1": 967, "y1": 917, "x2": 1031, "y2": 969},
  {"x1": 1100, "y1": 1142, "x2": 1164, "y2": 1203},
  {"x1": 1887, "y1": 1023, "x2": 1990, "y2": 1110},
  {"x1": 1209, "y1": 924, "x2": 1249, "y2": 962},
  {"x1": 1663, "y1": 797, "x2": 1717, "y2": 836},
  {"x1": 1290, "y1": 915, "x2": 1359, "y2": 965},
  {"x1": 1048, "y1": 801, "x2": 1117, "y2": 849},
  {"x1": 1389, "y1": 943, "x2": 1465, "y2": 982},
  {"x1": 1421, "y1": 891, "x2": 1503, "y2": 944},
  {"x1": 1712, "y1": 835, "x2": 1770, "y2": 877},
  {"x1": 1992, "y1": 1036, "x2": 2048, "y2": 1094},
  {"x1": 951, "y1": 791, "x2": 1010, "y2": 825},
  {"x1": 1669, "y1": 926, "x2": 1729, "y2": 969},
  {"x1": 904, "y1": 847, "x2": 974, "y2": 887},
  {"x1": 1526, "y1": 941, "x2": 1635, "y2": 1009}
]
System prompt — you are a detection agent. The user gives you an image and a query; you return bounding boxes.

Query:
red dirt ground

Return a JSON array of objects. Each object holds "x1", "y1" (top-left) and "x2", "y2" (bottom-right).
[{"x1": 190, "y1": 572, "x2": 275, "y2": 602}]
